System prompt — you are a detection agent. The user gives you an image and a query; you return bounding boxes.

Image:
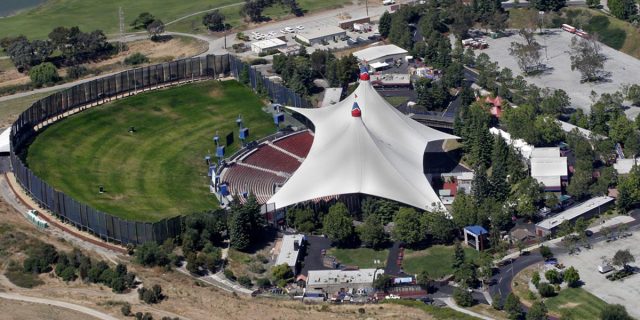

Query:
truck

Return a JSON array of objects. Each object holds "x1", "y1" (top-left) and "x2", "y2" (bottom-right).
[{"x1": 598, "y1": 264, "x2": 614, "y2": 274}]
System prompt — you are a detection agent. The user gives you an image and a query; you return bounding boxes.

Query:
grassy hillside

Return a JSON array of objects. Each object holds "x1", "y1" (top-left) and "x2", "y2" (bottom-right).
[{"x1": 27, "y1": 81, "x2": 275, "y2": 221}]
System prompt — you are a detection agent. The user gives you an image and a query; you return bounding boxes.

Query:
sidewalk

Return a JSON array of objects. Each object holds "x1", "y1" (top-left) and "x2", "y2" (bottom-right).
[{"x1": 440, "y1": 297, "x2": 494, "y2": 320}]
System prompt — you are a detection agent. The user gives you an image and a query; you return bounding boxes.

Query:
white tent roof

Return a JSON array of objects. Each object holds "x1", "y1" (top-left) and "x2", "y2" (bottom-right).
[
  {"x1": 353, "y1": 44, "x2": 408, "y2": 62},
  {"x1": 0, "y1": 127, "x2": 10, "y2": 153},
  {"x1": 267, "y1": 76, "x2": 458, "y2": 210}
]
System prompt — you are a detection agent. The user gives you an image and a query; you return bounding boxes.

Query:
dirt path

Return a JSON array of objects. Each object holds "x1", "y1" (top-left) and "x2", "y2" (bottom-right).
[{"x1": 0, "y1": 293, "x2": 117, "y2": 320}]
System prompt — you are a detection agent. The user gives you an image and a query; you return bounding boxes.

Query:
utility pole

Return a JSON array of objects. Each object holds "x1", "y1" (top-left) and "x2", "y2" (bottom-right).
[{"x1": 365, "y1": 0, "x2": 369, "y2": 17}]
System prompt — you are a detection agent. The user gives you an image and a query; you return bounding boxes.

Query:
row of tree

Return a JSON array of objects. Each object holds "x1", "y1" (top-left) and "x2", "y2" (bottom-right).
[{"x1": 241, "y1": 0, "x2": 303, "y2": 22}]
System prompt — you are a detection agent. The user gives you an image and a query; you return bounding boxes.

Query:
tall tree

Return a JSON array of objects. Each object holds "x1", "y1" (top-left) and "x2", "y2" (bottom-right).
[
  {"x1": 392, "y1": 207, "x2": 426, "y2": 246},
  {"x1": 131, "y1": 12, "x2": 156, "y2": 29},
  {"x1": 379, "y1": 11, "x2": 392, "y2": 38},
  {"x1": 452, "y1": 241, "x2": 466, "y2": 271},
  {"x1": 612, "y1": 249, "x2": 635, "y2": 269},
  {"x1": 531, "y1": 0, "x2": 566, "y2": 11},
  {"x1": 388, "y1": 14, "x2": 413, "y2": 49},
  {"x1": 600, "y1": 304, "x2": 633, "y2": 320},
  {"x1": 509, "y1": 29, "x2": 543, "y2": 74},
  {"x1": 357, "y1": 215, "x2": 387, "y2": 249},
  {"x1": 569, "y1": 36, "x2": 608, "y2": 83},
  {"x1": 203, "y1": 10, "x2": 229, "y2": 32},
  {"x1": 608, "y1": 0, "x2": 638, "y2": 20},
  {"x1": 322, "y1": 203, "x2": 355, "y2": 246},
  {"x1": 526, "y1": 301, "x2": 549, "y2": 320},
  {"x1": 504, "y1": 293, "x2": 523, "y2": 320},
  {"x1": 147, "y1": 20, "x2": 165, "y2": 41}
]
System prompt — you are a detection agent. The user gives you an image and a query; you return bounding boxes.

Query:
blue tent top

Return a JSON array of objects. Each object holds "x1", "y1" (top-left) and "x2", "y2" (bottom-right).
[{"x1": 464, "y1": 225, "x2": 488, "y2": 236}]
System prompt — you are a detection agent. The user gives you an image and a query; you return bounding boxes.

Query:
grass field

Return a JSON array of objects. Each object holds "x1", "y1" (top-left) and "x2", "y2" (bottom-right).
[
  {"x1": 327, "y1": 247, "x2": 388, "y2": 268},
  {"x1": 0, "y1": 0, "x2": 348, "y2": 39},
  {"x1": 402, "y1": 245, "x2": 479, "y2": 279},
  {"x1": 383, "y1": 300, "x2": 481, "y2": 320},
  {"x1": 0, "y1": 92, "x2": 57, "y2": 127},
  {"x1": 26, "y1": 80, "x2": 275, "y2": 222},
  {"x1": 167, "y1": 0, "x2": 347, "y2": 34},
  {"x1": 544, "y1": 288, "x2": 608, "y2": 320}
]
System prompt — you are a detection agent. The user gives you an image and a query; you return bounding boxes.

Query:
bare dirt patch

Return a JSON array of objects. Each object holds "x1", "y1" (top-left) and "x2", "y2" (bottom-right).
[{"x1": 0, "y1": 298, "x2": 99, "y2": 320}]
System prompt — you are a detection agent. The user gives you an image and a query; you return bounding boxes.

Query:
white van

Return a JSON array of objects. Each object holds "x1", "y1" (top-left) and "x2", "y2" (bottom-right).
[
  {"x1": 598, "y1": 265, "x2": 614, "y2": 274},
  {"x1": 383, "y1": 0, "x2": 396, "y2": 5}
]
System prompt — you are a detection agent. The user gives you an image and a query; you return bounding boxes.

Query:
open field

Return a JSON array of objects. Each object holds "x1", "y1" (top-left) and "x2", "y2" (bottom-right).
[
  {"x1": 327, "y1": 247, "x2": 389, "y2": 268},
  {"x1": 167, "y1": 0, "x2": 348, "y2": 34},
  {"x1": 403, "y1": 245, "x2": 479, "y2": 279},
  {"x1": 544, "y1": 288, "x2": 608, "y2": 320},
  {"x1": 554, "y1": 229, "x2": 640, "y2": 319},
  {"x1": 0, "y1": 0, "x2": 350, "y2": 39},
  {"x1": 0, "y1": 0, "x2": 240, "y2": 39},
  {"x1": 26, "y1": 80, "x2": 275, "y2": 222},
  {"x1": 0, "y1": 297, "x2": 99, "y2": 320},
  {"x1": 0, "y1": 91, "x2": 54, "y2": 127}
]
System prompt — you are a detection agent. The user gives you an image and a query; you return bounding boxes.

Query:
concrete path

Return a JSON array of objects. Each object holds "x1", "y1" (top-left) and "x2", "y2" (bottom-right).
[
  {"x1": 440, "y1": 297, "x2": 493, "y2": 320},
  {"x1": 0, "y1": 292, "x2": 118, "y2": 320}
]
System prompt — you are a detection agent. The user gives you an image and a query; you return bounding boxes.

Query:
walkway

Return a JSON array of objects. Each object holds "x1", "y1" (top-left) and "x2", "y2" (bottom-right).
[
  {"x1": 0, "y1": 292, "x2": 118, "y2": 320},
  {"x1": 439, "y1": 297, "x2": 493, "y2": 320}
]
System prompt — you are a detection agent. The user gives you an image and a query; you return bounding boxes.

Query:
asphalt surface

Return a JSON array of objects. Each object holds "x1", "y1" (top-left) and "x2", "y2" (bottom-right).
[
  {"x1": 300, "y1": 235, "x2": 332, "y2": 276},
  {"x1": 385, "y1": 241, "x2": 403, "y2": 276}
]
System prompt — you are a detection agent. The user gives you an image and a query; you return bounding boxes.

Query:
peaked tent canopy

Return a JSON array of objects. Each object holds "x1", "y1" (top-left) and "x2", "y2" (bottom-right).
[{"x1": 267, "y1": 72, "x2": 459, "y2": 210}]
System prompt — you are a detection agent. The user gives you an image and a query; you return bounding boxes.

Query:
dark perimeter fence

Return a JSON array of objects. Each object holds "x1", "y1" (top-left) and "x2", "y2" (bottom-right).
[{"x1": 10, "y1": 54, "x2": 310, "y2": 245}]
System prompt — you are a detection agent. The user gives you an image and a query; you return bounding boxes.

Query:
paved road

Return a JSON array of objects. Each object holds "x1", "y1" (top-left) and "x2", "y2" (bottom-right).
[{"x1": 0, "y1": 292, "x2": 117, "y2": 320}]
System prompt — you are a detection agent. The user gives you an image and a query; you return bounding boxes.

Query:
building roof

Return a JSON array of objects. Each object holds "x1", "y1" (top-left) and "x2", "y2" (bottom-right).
[
  {"x1": 275, "y1": 234, "x2": 305, "y2": 267},
  {"x1": 531, "y1": 157, "x2": 568, "y2": 178},
  {"x1": 614, "y1": 158, "x2": 639, "y2": 175},
  {"x1": 353, "y1": 44, "x2": 408, "y2": 62},
  {"x1": 536, "y1": 196, "x2": 614, "y2": 231},
  {"x1": 464, "y1": 225, "x2": 488, "y2": 236},
  {"x1": 267, "y1": 72, "x2": 458, "y2": 210},
  {"x1": 531, "y1": 147, "x2": 560, "y2": 159},
  {"x1": 0, "y1": 127, "x2": 10, "y2": 153},
  {"x1": 251, "y1": 38, "x2": 286, "y2": 49},
  {"x1": 532, "y1": 175, "x2": 561, "y2": 188},
  {"x1": 370, "y1": 61, "x2": 389, "y2": 69},
  {"x1": 307, "y1": 268, "x2": 382, "y2": 286},
  {"x1": 557, "y1": 120, "x2": 603, "y2": 139},
  {"x1": 489, "y1": 127, "x2": 533, "y2": 159},
  {"x1": 370, "y1": 73, "x2": 411, "y2": 85},
  {"x1": 321, "y1": 88, "x2": 343, "y2": 108},
  {"x1": 297, "y1": 26, "x2": 345, "y2": 41}
]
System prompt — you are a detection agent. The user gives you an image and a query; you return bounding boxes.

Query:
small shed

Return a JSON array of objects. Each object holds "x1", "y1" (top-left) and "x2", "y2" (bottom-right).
[{"x1": 463, "y1": 225, "x2": 488, "y2": 251}]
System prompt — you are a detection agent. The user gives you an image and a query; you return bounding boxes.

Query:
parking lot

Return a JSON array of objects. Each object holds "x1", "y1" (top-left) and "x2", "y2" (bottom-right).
[
  {"x1": 479, "y1": 29, "x2": 640, "y2": 111},
  {"x1": 554, "y1": 228, "x2": 640, "y2": 319}
]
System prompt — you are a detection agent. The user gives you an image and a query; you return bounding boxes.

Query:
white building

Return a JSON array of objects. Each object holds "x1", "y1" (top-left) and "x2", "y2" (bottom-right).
[
  {"x1": 275, "y1": 234, "x2": 306, "y2": 274},
  {"x1": 267, "y1": 71, "x2": 458, "y2": 211},
  {"x1": 295, "y1": 26, "x2": 346, "y2": 46},
  {"x1": 489, "y1": 127, "x2": 533, "y2": 159},
  {"x1": 251, "y1": 38, "x2": 287, "y2": 54},
  {"x1": 353, "y1": 44, "x2": 408, "y2": 65},
  {"x1": 530, "y1": 147, "x2": 568, "y2": 192},
  {"x1": 536, "y1": 196, "x2": 614, "y2": 236},
  {"x1": 306, "y1": 268, "x2": 383, "y2": 294},
  {"x1": 614, "y1": 158, "x2": 640, "y2": 175}
]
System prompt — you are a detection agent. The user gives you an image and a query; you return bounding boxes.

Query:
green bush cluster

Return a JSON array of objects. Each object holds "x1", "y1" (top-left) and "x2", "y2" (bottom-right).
[
  {"x1": 124, "y1": 52, "x2": 150, "y2": 66},
  {"x1": 138, "y1": 284, "x2": 164, "y2": 304}
]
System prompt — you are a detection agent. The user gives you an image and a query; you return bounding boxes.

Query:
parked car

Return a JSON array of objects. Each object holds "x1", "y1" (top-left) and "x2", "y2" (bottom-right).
[
  {"x1": 383, "y1": 0, "x2": 396, "y2": 4},
  {"x1": 284, "y1": 27, "x2": 294, "y2": 33},
  {"x1": 598, "y1": 264, "x2": 614, "y2": 274},
  {"x1": 385, "y1": 294, "x2": 400, "y2": 300},
  {"x1": 296, "y1": 25, "x2": 304, "y2": 30}
]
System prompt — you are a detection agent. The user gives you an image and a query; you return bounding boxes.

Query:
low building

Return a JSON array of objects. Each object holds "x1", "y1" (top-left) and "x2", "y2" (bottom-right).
[
  {"x1": 490, "y1": 127, "x2": 533, "y2": 159},
  {"x1": 295, "y1": 26, "x2": 346, "y2": 45},
  {"x1": 338, "y1": 16, "x2": 371, "y2": 30},
  {"x1": 535, "y1": 196, "x2": 614, "y2": 237},
  {"x1": 353, "y1": 44, "x2": 408, "y2": 65},
  {"x1": 613, "y1": 158, "x2": 639, "y2": 175},
  {"x1": 463, "y1": 225, "x2": 488, "y2": 251},
  {"x1": 557, "y1": 120, "x2": 604, "y2": 140},
  {"x1": 251, "y1": 38, "x2": 287, "y2": 54},
  {"x1": 278, "y1": 44, "x2": 301, "y2": 56},
  {"x1": 275, "y1": 234, "x2": 306, "y2": 274},
  {"x1": 530, "y1": 147, "x2": 568, "y2": 192},
  {"x1": 370, "y1": 73, "x2": 411, "y2": 88},
  {"x1": 306, "y1": 268, "x2": 383, "y2": 294}
]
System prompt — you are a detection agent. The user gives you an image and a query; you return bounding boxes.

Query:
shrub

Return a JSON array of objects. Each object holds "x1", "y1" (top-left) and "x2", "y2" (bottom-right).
[
  {"x1": 250, "y1": 58, "x2": 268, "y2": 65},
  {"x1": 271, "y1": 263, "x2": 293, "y2": 282},
  {"x1": 223, "y1": 268, "x2": 236, "y2": 281},
  {"x1": 138, "y1": 285, "x2": 164, "y2": 304},
  {"x1": 540, "y1": 245, "x2": 553, "y2": 261},
  {"x1": 135, "y1": 242, "x2": 169, "y2": 267},
  {"x1": 531, "y1": 271, "x2": 541, "y2": 287},
  {"x1": 256, "y1": 278, "x2": 271, "y2": 288},
  {"x1": 121, "y1": 304, "x2": 132, "y2": 316},
  {"x1": 564, "y1": 266, "x2": 581, "y2": 287},
  {"x1": 453, "y1": 287, "x2": 474, "y2": 307},
  {"x1": 29, "y1": 62, "x2": 60, "y2": 87},
  {"x1": 67, "y1": 65, "x2": 88, "y2": 79},
  {"x1": 124, "y1": 52, "x2": 150, "y2": 66},
  {"x1": 545, "y1": 269, "x2": 562, "y2": 284},
  {"x1": 537, "y1": 283, "x2": 556, "y2": 297},
  {"x1": 238, "y1": 275, "x2": 252, "y2": 288}
]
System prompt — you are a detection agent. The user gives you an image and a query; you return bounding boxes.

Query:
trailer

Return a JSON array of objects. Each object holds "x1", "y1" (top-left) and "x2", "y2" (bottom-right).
[
  {"x1": 575, "y1": 29, "x2": 590, "y2": 39},
  {"x1": 562, "y1": 24, "x2": 576, "y2": 33},
  {"x1": 26, "y1": 209, "x2": 48, "y2": 229}
]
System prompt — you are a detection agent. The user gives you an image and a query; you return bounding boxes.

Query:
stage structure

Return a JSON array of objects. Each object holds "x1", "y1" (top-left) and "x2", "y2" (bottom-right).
[{"x1": 268, "y1": 68, "x2": 459, "y2": 211}]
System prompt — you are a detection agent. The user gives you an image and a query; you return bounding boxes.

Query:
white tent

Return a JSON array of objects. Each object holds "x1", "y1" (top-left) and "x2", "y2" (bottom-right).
[
  {"x1": 0, "y1": 127, "x2": 10, "y2": 153},
  {"x1": 267, "y1": 74, "x2": 458, "y2": 210}
]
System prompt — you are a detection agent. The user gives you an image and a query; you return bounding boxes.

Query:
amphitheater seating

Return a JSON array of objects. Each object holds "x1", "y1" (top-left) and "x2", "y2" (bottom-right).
[
  {"x1": 243, "y1": 145, "x2": 301, "y2": 173},
  {"x1": 273, "y1": 131, "x2": 314, "y2": 158},
  {"x1": 222, "y1": 165, "x2": 287, "y2": 204}
]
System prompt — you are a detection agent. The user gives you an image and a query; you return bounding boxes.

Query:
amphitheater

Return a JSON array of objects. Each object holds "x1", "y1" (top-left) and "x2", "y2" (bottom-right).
[{"x1": 220, "y1": 130, "x2": 314, "y2": 204}]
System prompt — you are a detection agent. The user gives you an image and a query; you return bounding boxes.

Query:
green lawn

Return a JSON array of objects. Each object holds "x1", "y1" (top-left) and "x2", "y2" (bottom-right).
[
  {"x1": 167, "y1": 0, "x2": 347, "y2": 34},
  {"x1": 327, "y1": 247, "x2": 389, "y2": 268},
  {"x1": 383, "y1": 95, "x2": 409, "y2": 107},
  {"x1": 0, "y1": 0, "x2": 241, "y2": 39},
  {"x1": 383, "y1": 300, "x2": 482, "y2": 320},
  {"x1": 544, "y1": 288, "x2": 608, "y2": 320},
  {"x1": 402, "y1": 245, "x2": 480, "y2": 279},
  {"x1": 0, "y1": 0, "x2": 348, "y2": 39},
  {"x1": 26, "y1": 80, "x2": 275, "y2": 222}
]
